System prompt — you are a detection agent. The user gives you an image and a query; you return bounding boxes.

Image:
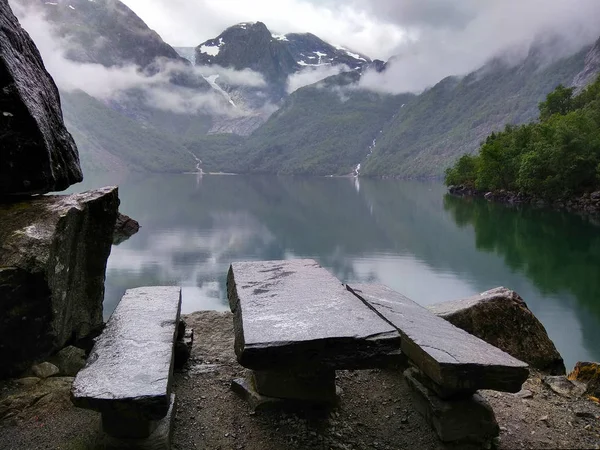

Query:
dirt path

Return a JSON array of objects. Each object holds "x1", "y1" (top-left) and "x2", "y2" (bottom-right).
[{"x1": 0, "y1": 311, "x2": 599, "y2": 450}]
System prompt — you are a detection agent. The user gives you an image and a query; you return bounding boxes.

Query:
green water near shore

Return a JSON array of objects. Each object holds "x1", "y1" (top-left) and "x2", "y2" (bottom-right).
[{"x1": 75, "y1": 173, "x2": 600, "y2": 370}]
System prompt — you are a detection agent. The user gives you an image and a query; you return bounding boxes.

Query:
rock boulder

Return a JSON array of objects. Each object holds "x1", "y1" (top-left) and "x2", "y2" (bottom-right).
[
  {"x1": 429, "y1": 287, "x2": 566, "y2": 375},
  {"x1": 568, "y1": 362, "x2": 600, "y2": 398},
  {"x1": 0, "y1": 0, "x2": 82, "y2": 195},
  {"x1": 0, "y1": 187, "x2": 119, "y2": 377},
  {"x1": 113, "y1": 212, "x2": 140, "y2": 245}
]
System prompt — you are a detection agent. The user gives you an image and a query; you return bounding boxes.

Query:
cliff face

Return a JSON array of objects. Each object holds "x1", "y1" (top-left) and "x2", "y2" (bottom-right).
[
  {"x1": 0, "y1": 187, "x2": 119, "y2": 377},
  {"x1": 196, "y1": 22, "x2": 299, "y2": 87},
  {"x1": 20, "y1": 0, "x2": 187, "y2": 70},
  {"x1": 573, "y1": 37, "x2": 600, "y2": 91},
  {"x1": 0, "y1": 0, "x2": 82, "y2": 195},
  {"x1": 0, "y1": 0, "x2": 119, "y2": 378}
]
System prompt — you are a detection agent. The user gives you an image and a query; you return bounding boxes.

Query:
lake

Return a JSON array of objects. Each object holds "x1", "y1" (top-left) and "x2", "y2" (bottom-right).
[{"x1": 73, "y1": 173, "x2": 600, "y2": 370}]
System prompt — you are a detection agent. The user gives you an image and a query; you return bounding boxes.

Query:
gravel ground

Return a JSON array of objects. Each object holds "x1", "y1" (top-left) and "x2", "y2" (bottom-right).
[{"x1": 0, "y1": 310, "x2": 599, "y2": 450}]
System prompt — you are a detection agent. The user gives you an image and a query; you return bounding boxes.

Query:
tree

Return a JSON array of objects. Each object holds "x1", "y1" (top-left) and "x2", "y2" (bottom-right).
[
  {"x1": 444, "y1": 154, "x2": 478, "y2": 187},
  {"x1": 539, "y1": 84, "x2": 575, "y2": 121}
]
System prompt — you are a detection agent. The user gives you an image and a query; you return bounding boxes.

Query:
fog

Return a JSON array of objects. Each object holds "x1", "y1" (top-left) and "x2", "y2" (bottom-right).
[{"x1": 10, "y1": 1, "x2": 267, "y2": 116}]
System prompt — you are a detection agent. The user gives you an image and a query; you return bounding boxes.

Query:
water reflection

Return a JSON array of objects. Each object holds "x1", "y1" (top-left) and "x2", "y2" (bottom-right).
[
  {"x1": 444, "y1": 195, "x2": 600, "y2": 367},
  {"x1": 73, "y1": 174, "x2": 600, "y2": 368}
]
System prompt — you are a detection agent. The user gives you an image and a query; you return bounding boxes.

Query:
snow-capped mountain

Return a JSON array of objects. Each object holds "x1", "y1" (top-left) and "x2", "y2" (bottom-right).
[{"x1": 195, "y1": 22, "x2": 373, "y2": 77}]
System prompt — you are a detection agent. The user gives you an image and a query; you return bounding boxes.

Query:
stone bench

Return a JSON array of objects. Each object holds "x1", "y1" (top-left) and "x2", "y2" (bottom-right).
[
  {"x1": 227, "y1": 260, "x2": 530, "y2": 447},
  {"x1": 226, "y1": 259, "x2": 403, "y2": 404},
  {"x1": 71, "y1": 286, "x2": 182, "y2": 449},
  {"x1": 346, "y1": 283, "x2": 529, "y2": 447}
]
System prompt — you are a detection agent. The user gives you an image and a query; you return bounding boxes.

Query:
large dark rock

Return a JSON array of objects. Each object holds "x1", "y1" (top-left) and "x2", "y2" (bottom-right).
[
  {"x1": 113, "y1": 212, "x2": 140, "y2": 245},
  {"x1": 226, "y1": 259, "x2": 401, "y2": 371},
  {"x1": 0, "y1": 187, "x2": 119, "y2": 377},
  {"x1": 0, "y1": 0, "x2": 82, "y2": 195},
  {"x1": 71, "y1": 286, "x2": 182, "y2": 420},
  {"x1": 347, "y1": 284, "x2": 529, "y2": 396},
  {"x1": 429, "y1": 287, "x2": 566, "y2": 375}
]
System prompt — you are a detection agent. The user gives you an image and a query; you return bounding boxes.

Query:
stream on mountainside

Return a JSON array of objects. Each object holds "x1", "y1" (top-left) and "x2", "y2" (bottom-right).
[{"x1": 70, "y1": 173, "x2": 600, "y2": 370}]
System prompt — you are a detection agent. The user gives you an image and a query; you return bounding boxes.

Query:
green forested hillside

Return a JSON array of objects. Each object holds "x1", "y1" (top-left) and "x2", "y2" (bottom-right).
[
  {"x1": 444, "y1": 76, "x2": 600, "y2": 199},
  {"x1": 204, "y1": 73, "x2": 414, "y2": 175},
  {"x1": 361, "y1": 46, "x2": 591, "y2": 178},
  {"x1": 61, "y1": 91, "x2": 197, "y2": 173}
]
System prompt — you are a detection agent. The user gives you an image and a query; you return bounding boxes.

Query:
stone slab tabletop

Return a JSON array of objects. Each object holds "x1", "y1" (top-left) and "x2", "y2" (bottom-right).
[
  {"x1": 347, "y1": 284, "x2": 529, "y2": 394},
  {"x1": 227, "y1": 260, "x2": 401, "y2": 370},
  {"x1": 71, "y1": 286, "x2": 182, "y2": 419}
]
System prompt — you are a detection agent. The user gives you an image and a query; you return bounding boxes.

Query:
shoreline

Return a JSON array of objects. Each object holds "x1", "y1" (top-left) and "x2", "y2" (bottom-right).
[{"x1": 448, "y1": 185, "x2": 600, "y2": 217}]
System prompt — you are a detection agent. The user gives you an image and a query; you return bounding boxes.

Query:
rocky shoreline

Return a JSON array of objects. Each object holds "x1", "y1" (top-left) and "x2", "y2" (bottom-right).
[
  {"x1": 448, "y1": 185, "x2": 600, "y2": 216},
  {"x1": 1, "y1": 310, "x2": 599, "y2": 450}
]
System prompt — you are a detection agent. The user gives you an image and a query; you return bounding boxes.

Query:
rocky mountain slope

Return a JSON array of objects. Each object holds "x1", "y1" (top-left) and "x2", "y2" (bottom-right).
[
  {"x1": 13, "y1": 0, "x2": 224, "y2": 172},
  {"x1": 361, "y1": 39, "x2": 595, "y2": 178},
  {"x1": 573, "y1": 37, "x2": 600, "y2": 91},
  {"x1": 190, "y1": 72, "x2": 413, "y2": 176},
  {"x1": 213, "y1": 34, "x2": 598, "y2": 178},
  {"x1": 193, "y1": 22, "x2": 371, "y2": 122}
]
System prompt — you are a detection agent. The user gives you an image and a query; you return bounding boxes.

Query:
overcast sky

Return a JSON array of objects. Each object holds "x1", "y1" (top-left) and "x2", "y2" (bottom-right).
[
  {"x1": 12, "y1": 0, "x2": 600, "y2": 96},
  {"x1": 120, "y1": 0, "x2": 600, "y2": 62}
]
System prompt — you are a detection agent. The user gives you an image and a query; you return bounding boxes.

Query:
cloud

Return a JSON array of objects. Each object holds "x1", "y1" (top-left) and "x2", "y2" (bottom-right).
[
  {"x1": 286, "y1": 64, "x2": 348, "y2": 94},
  {"x1": 119, "y1": 0, "x2": 406, "y2": 60},
  {"x1": 10, "y1": 1, "x2": 266, "y2": 116},
  {"x1": 197, "y1": 66, "x2": 266, "y2": 88},
  {"x1": 117, "y1": 0, "x2": 600, "y2": 95},
  {"x1": 355, "y1": 0, "x2": 600, "y2": 94}
]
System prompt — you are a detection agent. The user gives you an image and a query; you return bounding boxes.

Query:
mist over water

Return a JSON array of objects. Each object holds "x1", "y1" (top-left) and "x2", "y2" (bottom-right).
[{"x1": 74, "y1": 173, "x2": 600, "y2": 370}]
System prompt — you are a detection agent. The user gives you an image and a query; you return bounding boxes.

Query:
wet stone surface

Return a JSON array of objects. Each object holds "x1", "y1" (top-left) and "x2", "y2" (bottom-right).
[
  {"x1": 0, "y1": 187, "x2": 119, "y2": 377},
  {"x1": 71, "y1": 286, "x2": 182, "y2": 420},
  {"x1": 0, "y1": 0, "x2": 82, "y2": 195},
  {"x1": 227, "y1": 259, "x2": 401, "y2": 370},
  {"x1": 347, "y1": 284, "x2": 529, "y2": 394}
]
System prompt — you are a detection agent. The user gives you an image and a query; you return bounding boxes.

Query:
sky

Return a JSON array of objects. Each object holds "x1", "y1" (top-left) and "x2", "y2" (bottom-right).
[
  {"x1": 10, "y1": 0, "x2": 600, "y2": 102},
  {"x1": 118, "y1": 0, "x2": 600, "y2": 92}
]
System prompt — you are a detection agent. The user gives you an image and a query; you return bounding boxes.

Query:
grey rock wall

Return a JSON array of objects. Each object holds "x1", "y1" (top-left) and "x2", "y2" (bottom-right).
[{"x1": 0, "y1": 187, "x2": 119, "y2": 377}]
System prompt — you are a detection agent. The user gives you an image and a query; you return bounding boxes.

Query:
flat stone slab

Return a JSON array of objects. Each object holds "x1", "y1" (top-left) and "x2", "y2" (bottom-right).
[
  {"x1": 227, "y1": 260, "x2": 400, "y2": 370},
  {"x1": 347, "y1": 284, "x2": 529, "y2": 394},
  {"x1": 71, "y1": 287, "x2": 182, "y2": 419}
]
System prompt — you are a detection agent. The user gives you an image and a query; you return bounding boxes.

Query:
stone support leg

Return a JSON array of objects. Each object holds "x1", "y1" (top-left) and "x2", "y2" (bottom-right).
[
  {"x1": 252, "y1": 368, "x2": 337, "y2": 403},
  {"x1": 101, "y1": 394, "x2": 176, "y2": 450},
  {"x1": 404, "y1": 368, "x2": 499, "y2": 447}
]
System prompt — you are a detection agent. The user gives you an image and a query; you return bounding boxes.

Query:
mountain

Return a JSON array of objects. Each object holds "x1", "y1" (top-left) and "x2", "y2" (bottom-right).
[
  {"x1": 282, "y1": 32, "x2": 371, "y2": 71},
  {"x1": 573, "y1": 37, "x2": 600, "y2": 91},
  {"x1": 361, "y1": 39, "x2": 595, "y2": 178},
  {"x1": 193, "y1": 22, "x2": 372, "y2": 110},
  {"x1": 219, "y1": 34, "x2": 599, "y2": 178},
  {"x1": 174, "y1": 47, "x2": 195, "y2": 63},
  {"x1": 14, "y1": 0, "x2": 232, "y2": 171},
  {"x1": 28, "y1": 0, "x2": 187, "y2": 69},
  {"x1": 187, "y1": 72, "x2": 413, "y2": 175},
  {"x1": 14, "y1": 0, "x2": 600, "y2": 178},
  {"x1": 196, "y1": 22, "x2": 298, "y2": 87},
  {"x1": 60, "y1": 90, "x2": 196, "y2": 173}
]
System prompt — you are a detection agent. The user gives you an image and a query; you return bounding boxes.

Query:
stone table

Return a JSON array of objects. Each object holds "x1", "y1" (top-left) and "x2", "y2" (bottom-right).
[{"x1": 227, "y1": 259, "x2": 401, "y2": 403}]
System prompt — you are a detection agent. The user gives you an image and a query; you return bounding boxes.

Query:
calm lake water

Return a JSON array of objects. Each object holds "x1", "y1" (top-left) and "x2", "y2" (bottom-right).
[{"x1": 74, "y1": 173, "x2": 600, "y2": 370}]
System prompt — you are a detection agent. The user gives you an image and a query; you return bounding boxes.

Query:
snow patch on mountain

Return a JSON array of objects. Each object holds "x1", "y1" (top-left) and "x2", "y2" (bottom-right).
[{"x1": 202, "y1": 74, "x2": 236, "y2": 107}]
